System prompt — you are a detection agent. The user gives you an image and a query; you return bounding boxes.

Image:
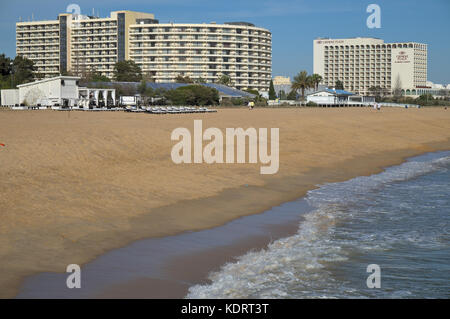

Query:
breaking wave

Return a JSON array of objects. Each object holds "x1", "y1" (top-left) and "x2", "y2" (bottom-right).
[{"x1": 186, "y1": 153, "x2": 450, "y2": 298}]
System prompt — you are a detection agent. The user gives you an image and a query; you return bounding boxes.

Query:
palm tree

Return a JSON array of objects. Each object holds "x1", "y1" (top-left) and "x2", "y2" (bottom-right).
[
  {"x1": 310, "y1": 73, "x2": 323, "y2": 91},
  {"x1": 291, "y1": 71, "x2": 313, "y2": 100}
]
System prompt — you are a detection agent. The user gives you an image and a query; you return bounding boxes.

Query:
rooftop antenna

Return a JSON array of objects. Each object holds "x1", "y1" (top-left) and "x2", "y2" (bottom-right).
[
  {"x1": 97, "y1": 10, "x2": 99, "y2": 18},
  {"x1": 92, "y1": 8, "x2": 95, "y2": 17},
  {"x1": 32, "y1": 13, "x2": 34, "y2": 21}
]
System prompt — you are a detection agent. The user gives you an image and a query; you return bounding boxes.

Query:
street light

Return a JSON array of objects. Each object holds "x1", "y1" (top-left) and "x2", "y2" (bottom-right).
[{"x1": 10, "y1": 61, "x2": 14, "y2": 89}]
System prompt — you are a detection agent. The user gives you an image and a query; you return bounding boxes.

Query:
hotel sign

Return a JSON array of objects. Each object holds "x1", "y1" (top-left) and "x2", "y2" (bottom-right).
[
  {"x1": 316, "y1": 40, "x2": 345, "y2": 45},
  {"x1": 395, "y1": 51, "x2": 410, "y2": 64}
]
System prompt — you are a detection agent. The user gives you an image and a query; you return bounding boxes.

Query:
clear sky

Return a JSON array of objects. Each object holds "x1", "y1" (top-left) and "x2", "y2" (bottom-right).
[{"x1": 1, "y1": 0, "x2": 449, "y2": 84}]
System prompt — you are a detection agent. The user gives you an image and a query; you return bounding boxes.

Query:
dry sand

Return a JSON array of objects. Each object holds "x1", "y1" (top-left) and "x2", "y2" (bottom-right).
[{"x1": 0, "y1": 107, "x2": 450, "y2": 298}]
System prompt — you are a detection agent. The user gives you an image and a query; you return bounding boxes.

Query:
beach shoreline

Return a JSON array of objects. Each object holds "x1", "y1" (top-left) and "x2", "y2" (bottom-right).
[{"x1": 1, "y1": 108, "x2": 450, "y2": 298}]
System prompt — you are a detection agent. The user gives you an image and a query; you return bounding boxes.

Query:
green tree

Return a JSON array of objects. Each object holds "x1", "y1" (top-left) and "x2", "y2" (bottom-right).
[
  {"x1": 138, "y1": 80, "x2": 156, "y2": 104},
  {"x1": 175, "y1": 75, "x2": 194, "y2": 83},
  {"x1": 194, "y1": 77, "x2": 207, "y2": 84},
  {"x1": 416, "y1": 93, "x2": 434, "y2": 106},
  {"x1": 11, "y1": 55, "x2": 35, "y2": 87},
  {"x1": 291, "y1": 71, "x2": 312, "y2": 100},
  {"x1": 113, "y1": 60, "x2": 142, "y2": 82},
  {"x1": 217, "y1": 74, "x2": 232, "y2": 86},
  {"x1": 164, "y1": 85, "x2": 219, "y2": 106},
  {"x1": 335, "y1": 80, "x2": 344, "y2": 90},
  {"x1": 0, "y1": 54, "x2": 13, "y2": 90},
  {"x1": 279, "y1": 90, "x2": 286, "y2": 100},
  {"x1": 268, "y1": 80, "x2": 276, "y2": 100},
  {"x1": 137, "y1": 79, "x2": 147, "y2": 95},
  {"x1": 90, "y1": 72, "x2": 111, "y2": 82},
  {"x1": 0, "y1": 54, "x2": 12, "y2": 77},
  {"x1": 287, "y1": 90, "x2": 297, "y2": 100},
  {"x1": 310, "y1": 73, "x2": 323, "y2": 91}
]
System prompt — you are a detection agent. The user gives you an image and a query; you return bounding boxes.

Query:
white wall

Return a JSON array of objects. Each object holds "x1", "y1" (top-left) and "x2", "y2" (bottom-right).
[
  {"x1": 17, "y1": 78, "x2": 78, "y2": 105},
  {"x1": 307, "y1": 95, "x2": 336, "y2": 104},
  {"x1": 1, "y1": 89, "x2": 20, "y2": 106}
]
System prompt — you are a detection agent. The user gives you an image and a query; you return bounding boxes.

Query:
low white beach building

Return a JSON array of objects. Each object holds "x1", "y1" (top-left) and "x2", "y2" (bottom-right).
[
  {"x1": 0, "y1": 76, "x2": 116, "y2": 108},
  {"x1": 307, "y1": 89, "x2": 375, "y2": 106}
]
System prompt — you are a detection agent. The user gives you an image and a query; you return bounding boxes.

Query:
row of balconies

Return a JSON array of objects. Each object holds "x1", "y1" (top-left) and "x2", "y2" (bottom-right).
[
  {"x1": 130, "y1": 40, "x2": 270, "y2": 49},
  {"x1": 326, "y1": 63, "x2": 391, "y2": 67},
  {"x1": 16, "y1": 25, "x2": 59, "y2": 32},
  {"x1": 325, "y1": 66, "x2": 391, "y2": 70},
  {"x1": 17, "y1": 47, "x2": 59, "y2": 53},
  {"x1": 72, "y1": 45, "x2": 117, "y2": 50},
  {"x1": 135, "y1": 57, "x2": 269, "y2": 64},
  {"x1": 130, "y1": 48, "x2": 271, "y2": 55},
  {"x1": 35, "y1": 67, "x2": 59, "y2": 72},
  {"x1": 71, "y1": 37, "x2": 117, "y2": 43},
  {"x1": 325, "y1": 68, "x2": 391, "y2": 72},
  {"x1": 71, "y1": 23, "x2": 117, "y2": 30},
  {"x1": 326, "y1": 76, "x2": 392, "y2": 81},
  {"x1": 17, "y1": 40, "x2": 59, "y2": 46},
  {"x1": 325, "y1": 78, "x2": 392, "y2": 83},
  {"x1": 143, "y1": 68, "x2": 271, "y2": 76},
  {"x1": 22, "y1": 54, "x2": 59, "y2": 59},
  {"x1": 73, "y1": 59, "x2": 117, "y2": 64},
  {"x1": 72, "y1": 32, "x2": 117, "y2": 37},
  {"x1": 141, "y1": 65, "x2": 269, "y2": 72},
  {"x1": 325, "y1": 71, "x2": 391, "y2": 75},
  {"x1": 71, "y1": 51, "x2": 117, "y2": 56},
  {"x1": 130, "y1": 50, "x2": 271, "y2": 57},
  {"x1": 130, "y1": 42, "x2": 271, "y2": 51},
  {"x1": 152, "y1": 73, "x2": 268, "y2": 80},
  {"x1": 325, "y1": 48, "x2": 392, "y2": 51},
  {"x1": 130, "y1": 35, "x2": 271, "y2": 43},
  {"x1": 137, "y1": 64, "x2": 271, "y2": 72},
  {"x1": 326, "y1": 58, "x2": 392, "y2": 62},
  {"x1": 325, "y1": 54, "x2": 391, "y2": 58},
  {"x1": 17, "y1": 33, "x2": 59, "y2": 39},
  {"x1": 129, "y1": 28, "x2": 270, "y2": 37},
  {"x1": 34, "y1": 61, "x2": 59, "y2": 66},
  {"x1": 72, "y1": 30, "x2": 116, "y2": 36}
]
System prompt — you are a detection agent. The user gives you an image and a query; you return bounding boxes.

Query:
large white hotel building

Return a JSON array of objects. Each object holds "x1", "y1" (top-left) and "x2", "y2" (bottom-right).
[
  {"x1": 16, "y1": 10, "x2": 272, "y2": 92},
  {"x1": 313, "y1": 37, "x2": 427, "y2": 96}
]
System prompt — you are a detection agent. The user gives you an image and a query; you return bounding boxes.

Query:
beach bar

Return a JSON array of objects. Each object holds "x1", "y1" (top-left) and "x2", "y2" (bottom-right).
[{"x1": 307, "y1": 89, "x2": 375, "y2": 107}]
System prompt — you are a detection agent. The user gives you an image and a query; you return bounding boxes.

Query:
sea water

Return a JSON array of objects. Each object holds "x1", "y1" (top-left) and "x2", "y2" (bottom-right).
[{"x1": 187, "y1": 152, "x2": 450, "y2": 298}]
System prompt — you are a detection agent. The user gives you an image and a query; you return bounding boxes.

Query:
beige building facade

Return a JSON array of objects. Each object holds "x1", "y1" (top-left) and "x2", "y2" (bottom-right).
[
  {"x1": 17, "y1": 11, "x2": 156, "y2": 79},
  {"x1": 313, "y1": 37, "x2": 427, "y2": 96},
  {"x1": 129, "y1": 22, "x2": 272, "y2": 92},
  {"x1": 16, "y1": 12, "x2": 272, "y2": 92}
]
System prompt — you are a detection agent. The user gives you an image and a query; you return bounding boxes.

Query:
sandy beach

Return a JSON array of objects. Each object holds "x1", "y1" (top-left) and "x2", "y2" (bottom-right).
[{"x1": 1, "y1": 107, "x2": 450, "y2": 298}]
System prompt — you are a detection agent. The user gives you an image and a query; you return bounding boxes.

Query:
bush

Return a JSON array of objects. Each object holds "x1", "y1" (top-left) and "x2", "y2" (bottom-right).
[
  {"x1": 306, "y1": 101, "x2": 318, "y2": 107},
  {"x1": 164, "y1": 85, "x2": 219, "y2": 106},
  {"x1": 232, "y1": 98, "x2": 243, "y2": 106}
]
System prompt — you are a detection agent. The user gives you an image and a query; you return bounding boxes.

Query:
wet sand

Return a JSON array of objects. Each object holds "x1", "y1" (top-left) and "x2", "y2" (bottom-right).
[{"x1": 1, "y1": 107, "x2": 450, "y2": 298}]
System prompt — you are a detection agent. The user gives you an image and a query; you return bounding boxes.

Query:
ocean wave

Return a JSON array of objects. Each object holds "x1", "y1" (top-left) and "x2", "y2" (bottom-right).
[{"x1": 186, "y1": 154, "x2": 450, "y2": 299}]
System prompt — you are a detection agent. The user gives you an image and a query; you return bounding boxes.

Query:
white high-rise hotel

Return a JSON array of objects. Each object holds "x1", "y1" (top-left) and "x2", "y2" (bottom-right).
[
  {"x1": 16, "y1": 10, "x2": 272, "y2": 92},
  {"x1": 314, "y1": 37, "x2": 427, "y2": 95}
]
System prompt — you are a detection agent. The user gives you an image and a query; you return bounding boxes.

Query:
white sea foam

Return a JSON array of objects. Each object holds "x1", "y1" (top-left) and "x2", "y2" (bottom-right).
[{"x1": 186, "y1": 155, "x2": 450, "y2": 299}]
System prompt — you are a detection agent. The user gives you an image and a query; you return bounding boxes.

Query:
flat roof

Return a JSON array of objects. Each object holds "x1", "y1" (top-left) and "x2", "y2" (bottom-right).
[{"x1": 17, "y1": 76, "x2": 80, "y2": 88}]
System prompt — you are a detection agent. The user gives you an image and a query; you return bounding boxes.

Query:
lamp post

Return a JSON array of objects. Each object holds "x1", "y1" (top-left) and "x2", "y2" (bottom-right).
[{"x1": 10, "y1": 61, "x2": 15, "y2": 89}]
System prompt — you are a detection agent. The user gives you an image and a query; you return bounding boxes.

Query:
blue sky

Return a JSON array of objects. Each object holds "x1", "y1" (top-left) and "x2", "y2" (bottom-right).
[{"x1": 1, "y1": 0, "x2": 449, "y2": 84}]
